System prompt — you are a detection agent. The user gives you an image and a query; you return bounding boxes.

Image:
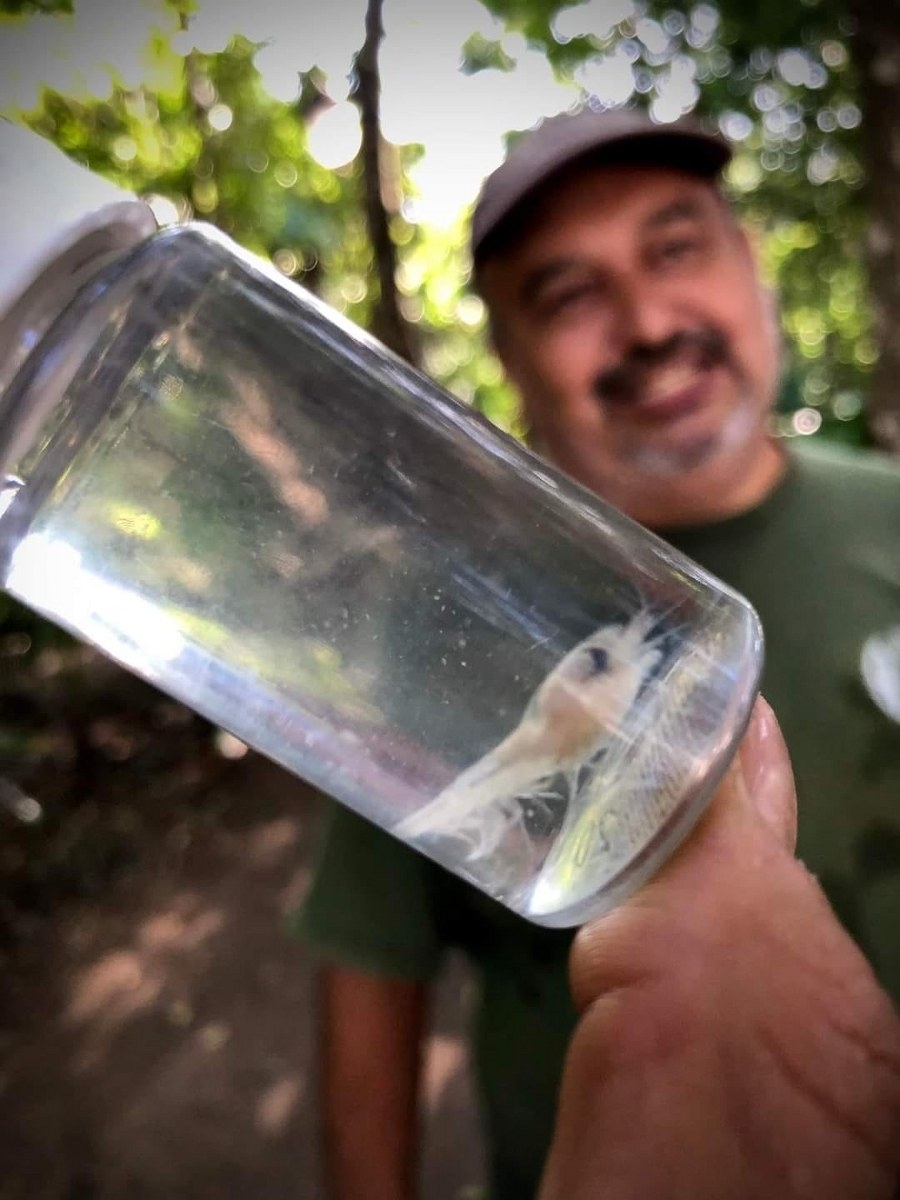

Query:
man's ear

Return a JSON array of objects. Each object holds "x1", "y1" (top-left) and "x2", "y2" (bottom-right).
[
  {"x1": 481, "y1": 314, "x2": 541, "y2": 448},
  {"x1": 737, "y1": 220, "x2": 785, "y2": 377},
  {"x1": 737, "y1": 221, "x2": 773, "y2": 285},
  {"x1": 486, "y1": 313, "x2": 529, "y2": 392},
  {"x1": 477, "y1": 264, "x2": 516, "y2": 371}
]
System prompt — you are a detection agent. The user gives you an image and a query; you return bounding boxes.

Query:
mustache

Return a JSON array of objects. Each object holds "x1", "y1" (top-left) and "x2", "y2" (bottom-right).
[{"x1": 594, "y1": 328, "x2": 730, "y2": 407}]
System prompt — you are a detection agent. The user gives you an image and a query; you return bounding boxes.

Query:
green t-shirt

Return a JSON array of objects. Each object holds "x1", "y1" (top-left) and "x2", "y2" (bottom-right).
[{"x1": 295, "y1": 439, "x2": 900, "y2": 1200}]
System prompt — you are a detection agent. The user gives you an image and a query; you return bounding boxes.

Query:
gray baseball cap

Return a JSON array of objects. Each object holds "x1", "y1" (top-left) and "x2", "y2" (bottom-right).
[{"x1": 471, "y1": 107, "x2": 732, "y2": 264}]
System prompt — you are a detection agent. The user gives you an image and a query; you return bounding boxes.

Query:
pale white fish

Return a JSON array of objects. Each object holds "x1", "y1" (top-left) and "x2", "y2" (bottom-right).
[
  {"x1": 394, "y1": 608, "x2": 663, "y2": 860},
  {"x1": 530, "y1": 623, "x2": 730, "y2": 916}
]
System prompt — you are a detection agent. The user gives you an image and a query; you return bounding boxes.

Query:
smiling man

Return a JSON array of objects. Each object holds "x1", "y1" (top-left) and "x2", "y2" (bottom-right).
[
  {"x1": 298, "y1": 108, "x2": 900, "y2": 1200},
  {"x1": 473, "y1": 108, "x2": 786, "y2": 528}
]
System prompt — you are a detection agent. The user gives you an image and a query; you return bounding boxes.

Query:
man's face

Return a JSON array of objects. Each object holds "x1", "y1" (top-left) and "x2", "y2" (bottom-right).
[{"x1": 479, "y1": 165, "x2": 781, "y2": 509}]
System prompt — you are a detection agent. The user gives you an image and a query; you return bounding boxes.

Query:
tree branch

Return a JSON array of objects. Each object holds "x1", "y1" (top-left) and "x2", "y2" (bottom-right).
[{"x1": 351, "y1": 0, "x2": 418, "y2": 366}]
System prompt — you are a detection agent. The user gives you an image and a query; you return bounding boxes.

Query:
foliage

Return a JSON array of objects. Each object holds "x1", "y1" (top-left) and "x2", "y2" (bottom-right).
[
  {"x1": 0, "y1": 0, "x2": 72, "y2": 13},
  {"x1": 2, "y1": 1, "x2": 880, "y2": 446},
  {"x1": 461, "y1": 31, "x2": 518, "y2": 74},
  {"x1": 27, "y1": 37, "x2": 360, "y2": 292},
  {"x1": 479, "y1": 0, "x2": 874, "y2": 444}
]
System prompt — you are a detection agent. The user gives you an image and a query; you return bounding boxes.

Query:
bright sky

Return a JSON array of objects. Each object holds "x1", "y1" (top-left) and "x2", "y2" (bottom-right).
[{"x1": 0, "y1": 0, "x2": 640, "y2": 227}]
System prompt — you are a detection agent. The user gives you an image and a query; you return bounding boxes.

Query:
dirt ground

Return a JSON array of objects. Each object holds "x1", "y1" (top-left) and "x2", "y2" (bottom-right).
[{"x1": 0, "y1": 656, "x2": 486, "y2": 1199}]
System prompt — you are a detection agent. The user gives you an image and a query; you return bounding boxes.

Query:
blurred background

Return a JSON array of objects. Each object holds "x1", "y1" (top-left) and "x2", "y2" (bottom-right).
[{"x1": 0, "y1": 1, "x2": 898, "y2": 1197}]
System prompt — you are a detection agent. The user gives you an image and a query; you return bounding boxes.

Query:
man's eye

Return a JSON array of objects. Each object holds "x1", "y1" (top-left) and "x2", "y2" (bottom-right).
[
  {"x1": 540, "y1": 284, "x2": 597, "y2": 317},
  {"x1": 653, "y1": 238, "x2": 700, "y2": 267}
]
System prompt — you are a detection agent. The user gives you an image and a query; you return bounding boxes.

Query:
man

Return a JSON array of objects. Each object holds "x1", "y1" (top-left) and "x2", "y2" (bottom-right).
[{"x1": 297, "y1": 108, "x2": 900, "y2": 1198}]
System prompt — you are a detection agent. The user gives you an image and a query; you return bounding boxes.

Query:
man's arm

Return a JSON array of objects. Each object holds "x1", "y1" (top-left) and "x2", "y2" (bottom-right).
[
  {"x1": 541, "y1": 699, "x2": 900, "y2": 1200},
  {"x1": 319, "y1": 963, "x2": 429, "y2": 1200}
]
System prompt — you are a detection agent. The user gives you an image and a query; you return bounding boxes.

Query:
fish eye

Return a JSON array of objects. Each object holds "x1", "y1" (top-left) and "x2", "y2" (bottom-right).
[{"x1": 588, "y1": 646, "x2": 610, "y2": 673}]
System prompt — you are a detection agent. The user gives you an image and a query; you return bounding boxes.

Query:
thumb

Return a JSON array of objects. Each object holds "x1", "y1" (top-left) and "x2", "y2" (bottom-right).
[
  {"x1": 569, "y1": 697, "x2": 797, "y2": 1011},
  {"x1": 731, "y1": 696, "x2": 797, "y2": 852}
]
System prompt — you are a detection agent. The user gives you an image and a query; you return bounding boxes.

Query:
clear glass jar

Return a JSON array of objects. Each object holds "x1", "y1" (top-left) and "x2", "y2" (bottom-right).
[{"x1": 0, "y1": 222, "x2": 763, "y2": 925}]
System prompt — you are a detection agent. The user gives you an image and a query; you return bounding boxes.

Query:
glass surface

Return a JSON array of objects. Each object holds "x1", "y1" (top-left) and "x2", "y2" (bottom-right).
[{"x1": 0, "y1": 225, "x2": 763, "y2": 925}]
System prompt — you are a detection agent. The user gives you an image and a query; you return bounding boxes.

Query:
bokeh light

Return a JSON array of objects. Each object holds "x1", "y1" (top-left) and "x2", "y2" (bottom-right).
[{"x1": 306, "y1": 103, "x2": 362, "y2": 171}]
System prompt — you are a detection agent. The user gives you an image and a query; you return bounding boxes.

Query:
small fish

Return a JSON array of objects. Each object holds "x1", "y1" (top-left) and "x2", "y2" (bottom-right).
[
  {"x1": 394, "y1": 608, "x2": 663, "y2": 861},
  {"x1": 530, "y1": 622, "x2": 722, "y2": 917}
]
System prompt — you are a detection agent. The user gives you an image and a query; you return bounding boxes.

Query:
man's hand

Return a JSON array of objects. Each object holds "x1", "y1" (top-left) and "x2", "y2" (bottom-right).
[{"x1": 541, "y1": 699, "x2": 900, "y2": 1199}]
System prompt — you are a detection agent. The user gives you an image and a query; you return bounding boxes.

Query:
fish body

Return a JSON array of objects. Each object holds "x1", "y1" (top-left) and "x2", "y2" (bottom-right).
[{"x1": 394, "y1": 609, "x2": 662, "y2": 859}]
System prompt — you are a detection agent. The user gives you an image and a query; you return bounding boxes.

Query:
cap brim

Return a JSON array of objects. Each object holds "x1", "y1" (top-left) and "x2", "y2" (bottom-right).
[{"x1": 472, "y1": 111, "x2": 731, "y2": 262}]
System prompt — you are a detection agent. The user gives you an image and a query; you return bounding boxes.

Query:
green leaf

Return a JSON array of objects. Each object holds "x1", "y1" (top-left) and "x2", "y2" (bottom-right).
[{"x1": 461, "y1": 32, "x2": 517, "y2": 74}]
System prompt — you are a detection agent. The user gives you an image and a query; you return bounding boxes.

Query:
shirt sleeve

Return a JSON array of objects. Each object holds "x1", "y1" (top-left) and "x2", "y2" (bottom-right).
[{"x1": 290, "y1": 799, "x2": 444, "y2": 980}]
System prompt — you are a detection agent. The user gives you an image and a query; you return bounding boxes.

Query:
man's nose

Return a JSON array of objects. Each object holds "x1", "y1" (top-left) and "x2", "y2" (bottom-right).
[{"x1": 613, "y1": 277, "x2": 683, "y2": 354}]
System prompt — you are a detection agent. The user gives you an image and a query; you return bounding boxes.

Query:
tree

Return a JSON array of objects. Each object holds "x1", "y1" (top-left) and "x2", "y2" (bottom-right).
[
  {"x1": 7, "y1": 1, "x2": 892, "y2": 445},
  {"x1": 846, "y1": 0, "x2": 900, "y2": 450},
  {"x1": 695, "y1": 0, "x2": 900, "y2": 451},
  {"x1": 477, "y1": 0, "x2": 900, "y2": 452},
  {"x1": 350, "y1": 0, "x2": 419, "y2": 364}
]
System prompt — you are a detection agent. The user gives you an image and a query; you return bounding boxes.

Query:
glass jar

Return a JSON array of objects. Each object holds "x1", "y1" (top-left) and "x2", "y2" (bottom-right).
[{"x1": 0, "y1": 186, "x2": 763, "y2": 927}]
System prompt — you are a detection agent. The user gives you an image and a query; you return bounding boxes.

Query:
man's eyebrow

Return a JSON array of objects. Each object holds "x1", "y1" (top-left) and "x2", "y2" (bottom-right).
[{"x1": 642, "y1": 198, "x2": 707, "y2": 232}]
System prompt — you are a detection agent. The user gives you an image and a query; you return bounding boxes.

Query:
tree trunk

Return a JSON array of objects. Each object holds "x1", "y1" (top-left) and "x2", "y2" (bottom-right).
[
  {"x1": 848, "y1": 0, "x2": 900, "y2": 454},
  {"x1": 351, "y1": 0, "x2": 419, "y2": 366}
]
